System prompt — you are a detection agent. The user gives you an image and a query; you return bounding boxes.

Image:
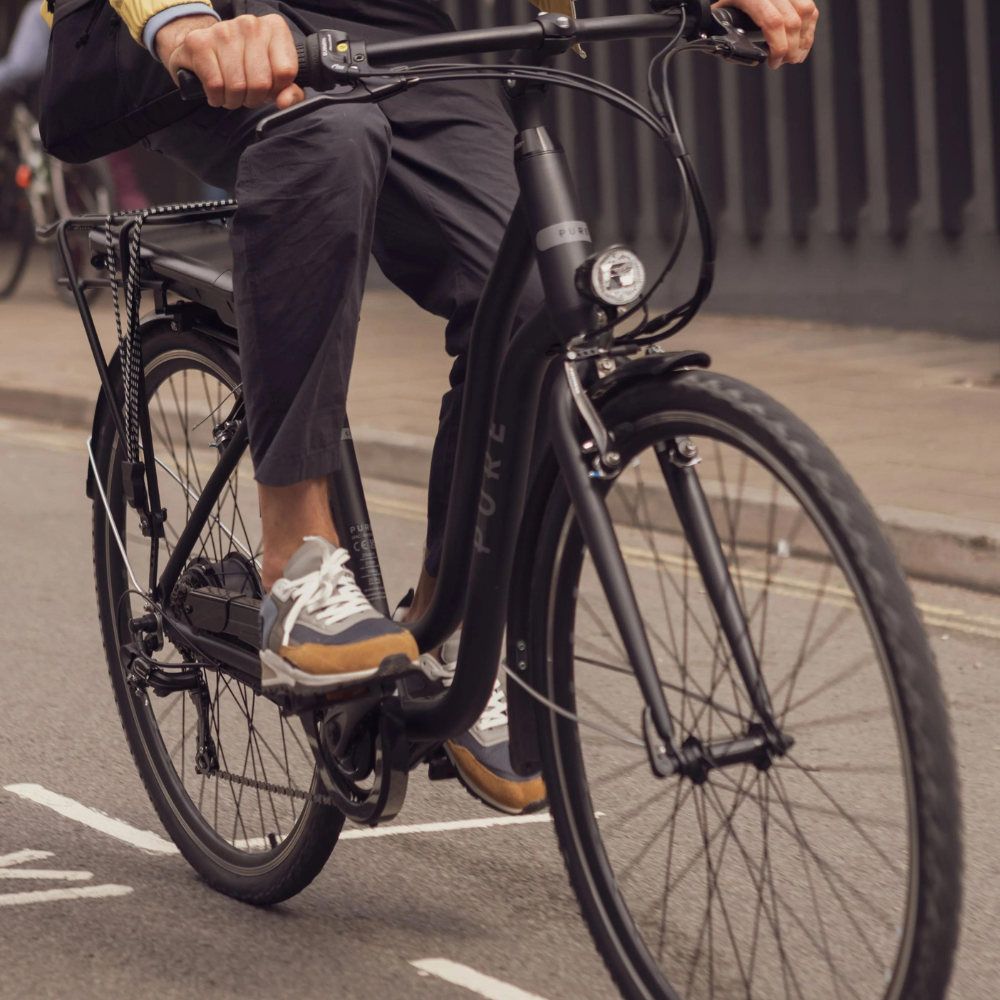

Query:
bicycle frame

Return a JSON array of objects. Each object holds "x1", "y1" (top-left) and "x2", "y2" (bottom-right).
[{"x1": 59, "y1": 5, "x2": 780, "y2": 767}]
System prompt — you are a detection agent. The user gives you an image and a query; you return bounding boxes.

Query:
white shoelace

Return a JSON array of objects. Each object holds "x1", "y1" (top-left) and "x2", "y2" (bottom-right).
[
  {"x1": 420, "y1": 640, "x2": 509, "y2": 733},
  {"x1": 272, "y1": 540, "x2": 373, "y2": 647}
]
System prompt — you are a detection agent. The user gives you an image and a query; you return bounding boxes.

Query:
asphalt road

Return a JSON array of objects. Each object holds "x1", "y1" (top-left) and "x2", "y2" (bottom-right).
[{"x1": 1, "y1": 415, "x2": 997, "y2": 1000}]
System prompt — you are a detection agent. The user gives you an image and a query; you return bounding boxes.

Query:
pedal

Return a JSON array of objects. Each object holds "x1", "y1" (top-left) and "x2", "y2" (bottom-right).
[{"x1": 426, "y1": 745, "x2": 458, "y2": 781}]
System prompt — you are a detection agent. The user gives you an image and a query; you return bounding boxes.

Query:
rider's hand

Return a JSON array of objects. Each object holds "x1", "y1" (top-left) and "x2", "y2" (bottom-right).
[
  {"x1": 712, "y1": 0, "x2": 819, "y2": 68},
  {"x1": 156, "y1": 13, "x2": 306, "y2": 110}
]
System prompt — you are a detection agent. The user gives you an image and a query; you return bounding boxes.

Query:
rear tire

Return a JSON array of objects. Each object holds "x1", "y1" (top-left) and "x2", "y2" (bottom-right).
[
  {"x1": 92, "y1": 324, "x2": 343, "y2": 904},
  {"x1": 527, "y1": 371, "x2": 961, "y2": 1000}
]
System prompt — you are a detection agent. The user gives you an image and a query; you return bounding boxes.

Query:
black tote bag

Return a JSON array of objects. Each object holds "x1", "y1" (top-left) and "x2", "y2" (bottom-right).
[
  {"x1": 38, "y1": 0, "x2": 452, "y2": 164},
  {"x1": 38, "y1": 0, "x2": 219, "y2": 163}
]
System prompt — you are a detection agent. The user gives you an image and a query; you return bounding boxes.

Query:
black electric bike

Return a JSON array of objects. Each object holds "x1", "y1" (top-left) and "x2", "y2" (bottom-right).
[{"x1": 50, "y1": 4, "x2": 961, "y2": 999}]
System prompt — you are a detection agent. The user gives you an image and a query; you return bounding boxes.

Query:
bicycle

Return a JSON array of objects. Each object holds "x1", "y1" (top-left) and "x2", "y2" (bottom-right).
[
  {"x1": 47, "y1": 3, "x2": 961, "y2": 998},
  {"x1": 1, "y1": 93, "x2": 113, "y2": 300}
]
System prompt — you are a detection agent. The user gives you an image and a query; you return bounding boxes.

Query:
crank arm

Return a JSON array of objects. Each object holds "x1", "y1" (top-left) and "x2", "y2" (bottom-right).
[
  {"x1": 656, "y1": 438, "x2": 786, "y2": 745},
  {"x1": 301, "y1": 694, "x2": 410, "y2": 826}
]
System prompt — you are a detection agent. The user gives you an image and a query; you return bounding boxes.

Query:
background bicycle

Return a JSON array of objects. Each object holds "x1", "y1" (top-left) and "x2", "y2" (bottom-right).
[{"x1": 0, "y1": 93, "x2": 118, "y2": 301}]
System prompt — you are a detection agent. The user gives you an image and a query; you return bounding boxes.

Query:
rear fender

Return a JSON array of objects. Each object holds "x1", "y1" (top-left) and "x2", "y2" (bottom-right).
[
  {"x1": 505, "y1": 349, "x2": 710, "y2": 776},
  {"x1": 85, "y1": 313, "x2": 180, "y2": 499},
  {"x1": 84, "y1": 312, "x2": 225, "y2": 498}
]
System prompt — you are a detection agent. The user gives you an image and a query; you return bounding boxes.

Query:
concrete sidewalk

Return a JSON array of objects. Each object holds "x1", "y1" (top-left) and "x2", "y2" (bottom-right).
[{"x1": 1, "y1": 257, "x2": 998, "y2": 590}]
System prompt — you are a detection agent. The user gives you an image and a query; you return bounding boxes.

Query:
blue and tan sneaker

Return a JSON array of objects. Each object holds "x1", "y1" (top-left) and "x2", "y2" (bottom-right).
[
  {"x1": 259, "y1": 537, "x2": 419, "y2": 692},
  {"x1": 395, "y1": 600, "x2": 547, "y2": 815}
]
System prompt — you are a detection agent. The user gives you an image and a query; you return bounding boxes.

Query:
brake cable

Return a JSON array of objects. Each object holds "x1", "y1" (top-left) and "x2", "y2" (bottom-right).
[{"x1": 348, "y1": 11, "x2": 719, "y2": 346}]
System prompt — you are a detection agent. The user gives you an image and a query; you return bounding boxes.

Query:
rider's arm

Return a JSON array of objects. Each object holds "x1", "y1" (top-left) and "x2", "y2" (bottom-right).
[
  {"x1": 142, "y1": 3, "x2": 220, "y2": 59},
  {"x1": 108, "y1": 0, "x2": 217, "y2": 47}
]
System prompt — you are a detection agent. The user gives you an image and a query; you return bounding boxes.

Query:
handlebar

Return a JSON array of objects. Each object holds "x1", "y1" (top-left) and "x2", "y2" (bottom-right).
[{"x1": 176, "y1": 7, "x2": 764, "y2": 101}]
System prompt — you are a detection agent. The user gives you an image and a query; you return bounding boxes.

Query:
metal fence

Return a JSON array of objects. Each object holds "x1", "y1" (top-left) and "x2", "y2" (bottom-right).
[{"x1": 439, "y1": 0, "x2": 999, "y2": 339}]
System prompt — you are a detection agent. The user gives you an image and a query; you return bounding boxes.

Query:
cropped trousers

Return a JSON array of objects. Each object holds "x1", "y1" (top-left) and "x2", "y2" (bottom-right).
[{"x1": 149, "y1": 36, "x2": 543, "y2": 575}]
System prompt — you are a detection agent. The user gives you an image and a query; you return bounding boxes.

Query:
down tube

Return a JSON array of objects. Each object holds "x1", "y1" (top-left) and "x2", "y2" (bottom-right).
[
  {"x1": 406, "y1": 200, "x2": 537, "y2": 655},
  {"x1": 402, "y1": 307, "x2": 557, "y2": 742}
]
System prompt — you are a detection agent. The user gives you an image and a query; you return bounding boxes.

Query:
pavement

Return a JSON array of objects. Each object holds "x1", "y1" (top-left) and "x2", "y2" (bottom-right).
[
  {"x1": 0, "y1": 419, "x2": 998, "y2": 1000},
  {"x1": 0, "y1": 254, "x2": 998, "y2": 591}
]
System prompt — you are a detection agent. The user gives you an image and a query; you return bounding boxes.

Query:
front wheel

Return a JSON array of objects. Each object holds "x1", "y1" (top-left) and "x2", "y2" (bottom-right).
[{"x1": 527, "y1": 371, "x2": 961, "y2": 1000}]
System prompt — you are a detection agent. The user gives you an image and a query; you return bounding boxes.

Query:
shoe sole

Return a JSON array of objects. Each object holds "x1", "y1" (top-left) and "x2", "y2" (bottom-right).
[
  {"x1": 260, "y1": 648, "x2": 419, "y2": 693},
  {"x1": 443, "y1": 744, "x2": 549, "y2": 817}
]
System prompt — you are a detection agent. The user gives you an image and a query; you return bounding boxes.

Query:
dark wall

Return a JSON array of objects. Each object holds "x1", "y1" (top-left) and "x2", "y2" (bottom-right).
[
  {"x1": 5, "y1": 0, "x2": 998, "y2": 337},
  {"x1": 440, "y1": 0, "x2": 999, "y2": 339}
]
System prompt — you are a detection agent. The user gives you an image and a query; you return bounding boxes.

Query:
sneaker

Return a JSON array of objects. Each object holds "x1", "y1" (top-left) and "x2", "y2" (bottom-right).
[
  {"x1": 395, "y1": 598, "x2": 547, "y2": 815},
  {"x1": 259, "y1": 537, "x2": 419, "y2": 691}
]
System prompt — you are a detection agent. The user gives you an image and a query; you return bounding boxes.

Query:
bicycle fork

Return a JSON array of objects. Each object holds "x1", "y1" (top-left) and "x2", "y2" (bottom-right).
[{"x1": 549, "y1": 372, "x2": 792, "y2": 783}]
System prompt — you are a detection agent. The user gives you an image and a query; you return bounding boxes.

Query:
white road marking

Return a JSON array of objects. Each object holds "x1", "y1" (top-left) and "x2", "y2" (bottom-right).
[
  {"x1": 7, "y1": 782, "x2": 554, "y2": 856},
  {"x1": 0, "y1": 869, "x2": 92, "y2": 881},
  {"x1": 411, "y1": 959, "x2": 550, "y2": 1000},
  {"x1": 340, "y1": 814, "x2": 552, "y2": 840},
  {"x1": 232, "y1": 815, "x2": 553, "y2": 851},
  {"x1": 4, "y1": 784, "x2": 176, "y2": 854},
  {"x1": 0, "y1": 885, "x2": 133, "y2": 908},
  {"x1": 0, "y1": 849, "x2": 54, "y2": 868}
]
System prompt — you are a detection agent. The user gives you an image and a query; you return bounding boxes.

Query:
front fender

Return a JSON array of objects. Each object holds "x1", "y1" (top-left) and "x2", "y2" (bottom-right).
[{"x1": 505, "y1": 348, "x2": 711, "y2": 776}]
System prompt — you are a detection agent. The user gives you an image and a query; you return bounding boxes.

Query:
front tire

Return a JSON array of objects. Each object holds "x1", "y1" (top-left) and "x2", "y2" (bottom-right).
[{"x1": 527, "y1": 371, "x2": 961, "y2": 1000}]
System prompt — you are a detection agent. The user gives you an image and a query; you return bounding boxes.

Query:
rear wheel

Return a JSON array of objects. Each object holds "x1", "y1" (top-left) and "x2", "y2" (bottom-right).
[
  {"x1": 528, "y1": 371, "x2": 961, "y2": 1000},
  {"x1": 92, "y1": 325, "x2": 343, "y2": 903}
]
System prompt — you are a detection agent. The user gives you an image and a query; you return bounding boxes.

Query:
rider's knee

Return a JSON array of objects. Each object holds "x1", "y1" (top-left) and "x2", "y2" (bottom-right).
[{"x1": 248, "y1": 103, "x2": 391, "y2": 189}]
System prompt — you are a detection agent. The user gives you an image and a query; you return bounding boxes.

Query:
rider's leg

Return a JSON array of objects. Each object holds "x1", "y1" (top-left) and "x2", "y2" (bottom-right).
[
  {"x1": 151, "y1": 101, "x2": 391, "y2": 576},
  {"x1": 369, "y1": 77, "x2": 548, "y2": 592},
  {"x1": 149, "y1": 101, "x2": 419, "y2": 689},
  {"x1": 258, "y1": 479, "x2": 338, "y2": 592},
  {"x1": 149, "y1": 77, "x2": 545, "y2": 801},
  {"x1": 370, "y1": 79, "x2": 548, "y2": 813}
]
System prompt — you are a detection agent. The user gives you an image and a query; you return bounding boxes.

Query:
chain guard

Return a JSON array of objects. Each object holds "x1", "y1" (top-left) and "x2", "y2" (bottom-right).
[{"x1": 302, "y1": 697, "x2": 410, "y2": 825}]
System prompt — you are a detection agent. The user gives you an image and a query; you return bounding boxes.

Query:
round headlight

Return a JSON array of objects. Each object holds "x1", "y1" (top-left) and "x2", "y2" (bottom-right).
[{"x1": 588, "y1": 246, "x2": 646, "y2": 307}]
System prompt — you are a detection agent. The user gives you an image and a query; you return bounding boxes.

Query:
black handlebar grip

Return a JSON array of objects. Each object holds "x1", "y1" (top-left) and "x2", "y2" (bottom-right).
[
  {"x1": 175, "y1": 42, "x2": 310, "y2": 101},
  {"x1": 176, "y1": 67, "x2": 205, "y2": 101}
]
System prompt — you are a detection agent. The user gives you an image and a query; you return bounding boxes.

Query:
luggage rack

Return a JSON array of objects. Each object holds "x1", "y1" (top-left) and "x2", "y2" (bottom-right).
[{"x1": 38, "y1": 203, "x2": 240, "y2": 457}]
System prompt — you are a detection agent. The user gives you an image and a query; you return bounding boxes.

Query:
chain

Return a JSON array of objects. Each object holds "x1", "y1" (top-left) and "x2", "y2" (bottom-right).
[
  {"x1": 104, "y1": 199, "x2": 236, "y2": 463},
  {"x1": 205, "y1": 766, "x2": 340, "y2": 807}
]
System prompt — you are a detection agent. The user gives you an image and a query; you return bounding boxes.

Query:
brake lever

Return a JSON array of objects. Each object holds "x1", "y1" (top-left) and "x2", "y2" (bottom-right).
[
  {"x1": 253, "y1": 77, "x2": 417, "y2": 140},
  {"x1": 706, "y1": 9, "x2": 768, "y2": 65}
]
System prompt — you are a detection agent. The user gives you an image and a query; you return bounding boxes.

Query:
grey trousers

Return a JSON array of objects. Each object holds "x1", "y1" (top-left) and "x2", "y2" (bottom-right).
[{"x1": 149, "y1": 64, "x2": 543, "y2": 577}]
